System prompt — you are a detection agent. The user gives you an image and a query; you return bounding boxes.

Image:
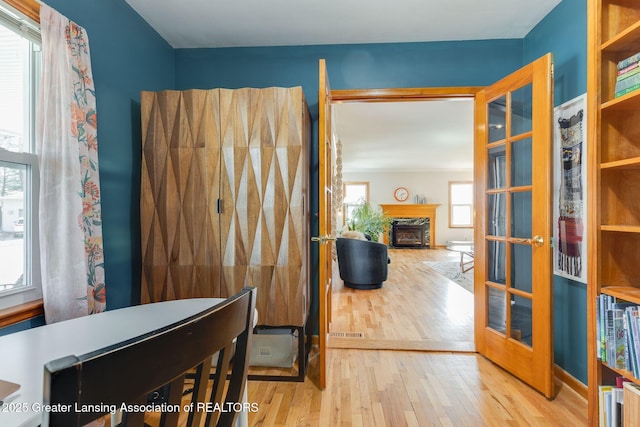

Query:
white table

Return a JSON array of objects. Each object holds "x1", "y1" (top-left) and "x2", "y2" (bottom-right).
[{"x1": 0, "y1": 298, "x2": 238, "y2": 427}]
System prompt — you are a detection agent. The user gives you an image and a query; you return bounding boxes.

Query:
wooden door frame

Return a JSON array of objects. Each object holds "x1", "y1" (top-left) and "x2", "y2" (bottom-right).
[
  {"x1": 331, "y1": 87, "x2": 482, "y2": 103},
  {"x1": 317, "y1": 86, "x2": 480, "y2": 387},
  {"x1": 322, "y1": 88, "x2": 482, "y2": 316}
]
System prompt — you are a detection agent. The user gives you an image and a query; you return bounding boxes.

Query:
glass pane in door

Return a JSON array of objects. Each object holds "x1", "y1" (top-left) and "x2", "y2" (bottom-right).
[
  {"x1": 488, "y1": 145, "x2": 507, "y2": 189},
  {"x1": 511, "y1": 294, "x2": 533, "y2": 347},
  {"x1": 511, "y1": 84, "x2": 532, "y2": 136},
  {"x1": 488, "y1": 241, "x2": 506, "y2": 284},
  {"x1": 488, "y1": 96, "x2": 507, "y2": 143},
  {"x1": 511, "y1": 137, "x2": 532, "y2": 187},
  {"x1": 511, "y1": 191, "x2": 532, "y2": 239},
  {"x1": 488, "y1": 286, "x2": 507, "y2": 334},
  {"x1": 510, "y1": 243, "x2": 532, "y2": 293},
  {"x1": 488, "y1": 194, "x2": 506, "y2": 237}
]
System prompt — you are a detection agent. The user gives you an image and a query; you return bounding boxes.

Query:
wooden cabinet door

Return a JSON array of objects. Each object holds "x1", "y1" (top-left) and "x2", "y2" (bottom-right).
[
  {"x1": 474, "y1": 53, "x2": 555, "y2": 398},
  {"x1": 140, "y1": 89, "x2": 222, "y2": 303},
  {"x1": 219, "y1": 87, "x2": 310, "y2": 326}
]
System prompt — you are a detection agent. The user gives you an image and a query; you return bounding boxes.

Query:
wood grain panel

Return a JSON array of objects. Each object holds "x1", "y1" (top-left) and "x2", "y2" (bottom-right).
[
  {"x1": 3, "y1": 0, "x2": 39, "y2": 23},
  {"x1": 601, "y1": 168, "x2": 640, "y2": 226},
  {"x1": 600, "y1": 231, "x2": 640, "y2": 287},
  {"x1": 142, "y1": 87, "x2": 309, "y2": 326},
  {"x1": 602, "y1": 0, "x2": 640, "y2": 42},
  {"x1": 0, "y1": 299, "x2": 43, "y2": 329},
  {"x1": 140, "y1": 90, "x2": 221, "y2": 303},
  {"x1": 219, "y1": 87, "x2": 309, "y2": 326},
  {"x1": 600, "y1": 109, "x2": 640, "y2": 162}
]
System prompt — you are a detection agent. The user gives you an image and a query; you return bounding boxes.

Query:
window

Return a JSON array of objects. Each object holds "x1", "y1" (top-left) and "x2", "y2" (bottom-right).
[
  {"x1": 0, "y1": 2, "x2": 41, "y2": 310},
  {"x1": 449, "y1": 181, "x2": 473, "y2": 228},
  {"x1": 342, "y1": 182, "x2": 369, "y2": 226}
]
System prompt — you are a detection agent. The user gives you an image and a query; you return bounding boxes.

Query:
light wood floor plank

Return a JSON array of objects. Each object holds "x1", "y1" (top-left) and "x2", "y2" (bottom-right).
[
  {"x1": 137, "y1": 248, "x2": 586, "y2": 427},
  {"x1": 330, "y1": 248, "x2": 474, "y2": 351},
  {"x1": 242, "y1": 349, "x2": 587, "y2": 426}
]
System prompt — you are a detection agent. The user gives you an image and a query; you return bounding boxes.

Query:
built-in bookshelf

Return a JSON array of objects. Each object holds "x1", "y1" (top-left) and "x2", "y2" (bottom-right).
[{"x1": 588, "y1": 0, "x2": 640, "y2": 425}]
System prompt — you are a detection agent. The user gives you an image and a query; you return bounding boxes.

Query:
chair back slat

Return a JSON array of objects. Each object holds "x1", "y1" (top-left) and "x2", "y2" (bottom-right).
[{"x1": 42, "y1": 287, "x2": 256, "y2": 427}]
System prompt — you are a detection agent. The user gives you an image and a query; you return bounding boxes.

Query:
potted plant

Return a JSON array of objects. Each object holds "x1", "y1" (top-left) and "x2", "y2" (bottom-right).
[{"x1": 346, "y1": 201, "x2": 392, "y2": 242}]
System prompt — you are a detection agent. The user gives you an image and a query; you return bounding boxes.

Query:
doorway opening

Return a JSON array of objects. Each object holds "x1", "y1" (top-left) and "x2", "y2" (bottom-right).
[{"x1": 329, "y1": 90, "x2": 477, "y2": 352}]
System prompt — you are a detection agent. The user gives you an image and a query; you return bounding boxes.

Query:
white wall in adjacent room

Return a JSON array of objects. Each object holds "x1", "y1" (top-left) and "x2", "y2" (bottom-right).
[{"x1": 342, "y1": 169, "x2": 474, "y2": 246}]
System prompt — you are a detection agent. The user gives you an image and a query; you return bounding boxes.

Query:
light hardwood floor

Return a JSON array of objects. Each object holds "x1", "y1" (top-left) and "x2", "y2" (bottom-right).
[
  {"x1": 243, "y1": 248, "x2": 586, "y2": 426},
  {"x1": 139, "y1": 248, "x2": 587, "y2": 426},
  {"x1": 246, "y1": 348, "x2": 587, "y2": 426},
  {"x1": 330, "y1": 248, "x2": 474, "y2": 351}
]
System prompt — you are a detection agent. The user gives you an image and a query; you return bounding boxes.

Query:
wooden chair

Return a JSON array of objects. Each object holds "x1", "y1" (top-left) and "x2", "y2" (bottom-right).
[{"x1": 42, "y1": 287, "x2": 256, "y2": 427}]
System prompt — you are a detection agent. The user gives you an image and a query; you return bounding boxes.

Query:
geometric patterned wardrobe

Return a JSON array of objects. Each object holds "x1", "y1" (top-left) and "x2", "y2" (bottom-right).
[{"x1": 139, "y1": 87, "x2": 310, "y2": 328}]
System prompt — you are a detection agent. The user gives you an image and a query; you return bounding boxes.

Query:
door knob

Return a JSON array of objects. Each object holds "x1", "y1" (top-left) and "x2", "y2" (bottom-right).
[
  {"x1": 311, "y1": 235, "x2": 337, "y2": 244},
  {"x1": 532, "y1": 235, "x2": 544, "y2": 247}
]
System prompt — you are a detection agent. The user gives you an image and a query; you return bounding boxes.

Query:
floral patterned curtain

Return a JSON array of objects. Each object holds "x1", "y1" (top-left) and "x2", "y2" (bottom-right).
[{"x1": 38, "y1": 4, "x2": 105, "y2": 323}]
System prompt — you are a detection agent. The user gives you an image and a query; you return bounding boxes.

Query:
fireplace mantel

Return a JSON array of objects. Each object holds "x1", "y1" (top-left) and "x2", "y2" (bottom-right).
[{"x1": 380, "y1": 204, "x2": 440, "y2": 247}]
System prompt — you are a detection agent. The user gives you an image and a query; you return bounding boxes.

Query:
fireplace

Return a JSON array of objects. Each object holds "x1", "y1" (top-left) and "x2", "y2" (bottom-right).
[
  {"x1": 390, "y1": 219, "x2": 430, "y2": 248},
  {"x1": 380, "y1": 204, "x2": 439, "y2": 247}
]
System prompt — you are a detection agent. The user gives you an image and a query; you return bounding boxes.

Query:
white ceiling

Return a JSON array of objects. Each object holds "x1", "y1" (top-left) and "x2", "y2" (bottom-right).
[
  {"x1": 124, "y1": 0, "x2": 561, "y2": 49},
  {"x1": 123, "y1": 0, "x2": 560, "y2": 171},
  {"x1": 334, "y1": 99, "x2": 475, "y2": 172}
]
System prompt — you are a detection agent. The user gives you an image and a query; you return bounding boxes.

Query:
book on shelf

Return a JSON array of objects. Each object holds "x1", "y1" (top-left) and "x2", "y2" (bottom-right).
[
  {"x1": 600, "y1": 385, "x2": 614, "y2": 427},
  {"x1": 617, "y1": 63, "x2": 640, "y2": 81},
  {"x1": 611, "y1": 307, "x2": 628, "y2": 371},
  {"x1": 630, "y1": 308, "x2": 640, "y2": 378},
  {"x1": 615, "y1": 83, "x2": 640, "y2": 98},
  {"x1": 596, "y1": 295, "x2": 640, "y2": 375},
  {"x1": 599, "y1": 382, "x2": 627, "y2": 427},
  {"x1": 612, "y1": 387, "x2": 624, "y2": 427},
  {"x1": 618, "y1": 61, "x2": 640, "y2": 76},
  {"x1": 615, "y1": 72, "x2": 640, "y2": 98},
  {"x1": 598, "y1": 295, "x2": 614, "y2": 362},
  {"x1": 617, "y1": 51, "x2": 640, "y2": 71}
]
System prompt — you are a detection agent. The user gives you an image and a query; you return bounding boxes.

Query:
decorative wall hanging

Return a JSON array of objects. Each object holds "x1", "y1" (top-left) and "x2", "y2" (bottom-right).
[{"x1": 553, "y1": 93, "x2": 587, "y2": 284}]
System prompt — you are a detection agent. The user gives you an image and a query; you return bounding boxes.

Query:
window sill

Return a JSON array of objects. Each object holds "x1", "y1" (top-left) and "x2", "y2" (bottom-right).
[{"x1": 0, "y1": 299, "x2": 44, "y2": 329}]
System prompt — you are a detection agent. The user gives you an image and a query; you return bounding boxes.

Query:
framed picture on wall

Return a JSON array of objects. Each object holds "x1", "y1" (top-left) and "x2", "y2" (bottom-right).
[{"x1": 553, "y1": 93, "x2": 587, "y2": 284}]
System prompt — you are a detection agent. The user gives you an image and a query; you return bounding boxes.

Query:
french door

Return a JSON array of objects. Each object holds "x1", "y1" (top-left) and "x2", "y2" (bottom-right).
[
  {"x1": 316, "y1": 58, "x2": 334, "y2": 389},
  {"x1": 474, "y1": 53, "x2": 555, "y2": 398},
  {"x1": 316, "y1": 53, "x2": 554, "y2": 397}
]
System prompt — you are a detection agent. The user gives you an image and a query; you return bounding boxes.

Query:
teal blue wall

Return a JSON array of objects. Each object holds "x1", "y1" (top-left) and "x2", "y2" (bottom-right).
[
  {"x1": 0, "y1": 316, "x2": 44, "y2": 337},
  {"x1": 175, "y1": 40, "x2": 523, "y2": 93},
  {"x1": 524, "y1": 0, "x2": 588, "y2": 384}
]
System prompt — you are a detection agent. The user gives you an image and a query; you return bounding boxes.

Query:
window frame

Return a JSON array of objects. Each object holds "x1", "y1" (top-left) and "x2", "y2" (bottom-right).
[
  {"x1": 342, "y1": 181, "x2": 369, "y2": 226},
  {"x1": 449, "y1": 181, "x2": 474, "y2": 229},
  {"x1": 0, "y1": 0, "x2": 43, "y2": 319}
]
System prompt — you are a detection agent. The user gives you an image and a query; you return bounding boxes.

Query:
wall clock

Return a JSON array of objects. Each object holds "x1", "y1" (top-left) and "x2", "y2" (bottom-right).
[{"x1": 393, "y1": 187, "x2": 409, "y2": 202}]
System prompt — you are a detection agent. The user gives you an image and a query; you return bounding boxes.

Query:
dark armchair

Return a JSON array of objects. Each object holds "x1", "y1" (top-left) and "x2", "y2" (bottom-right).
[{"x1": 336, "y1": 237, "x2": 389, "y2": 290}]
